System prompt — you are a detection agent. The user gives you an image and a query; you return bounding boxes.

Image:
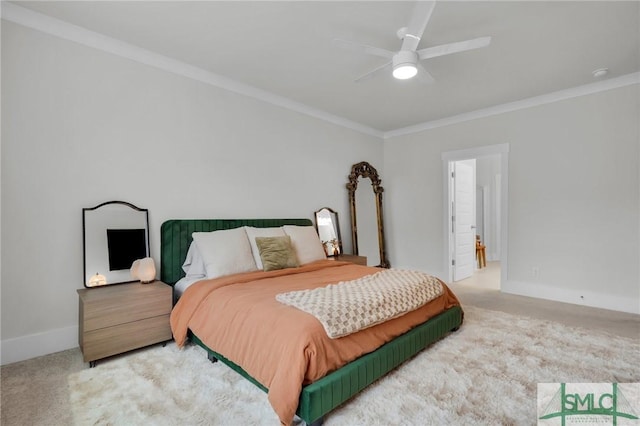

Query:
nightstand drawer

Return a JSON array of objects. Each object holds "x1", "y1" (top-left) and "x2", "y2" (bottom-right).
[
  {"x1": 80, "y1": 282, "x2": 172, "y2": 331},
  {"x1": 82, "y1": 314, "x2": 171, "y2": 362}
]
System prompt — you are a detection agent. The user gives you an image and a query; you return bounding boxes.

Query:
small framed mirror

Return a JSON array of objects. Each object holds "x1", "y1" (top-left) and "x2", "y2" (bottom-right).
[
  {"x1": 314, "y1": 207, "x2": 342, "y2": 256},
  {"x1": 83, "y1": 201, "x2": 150, "y2": 287}
]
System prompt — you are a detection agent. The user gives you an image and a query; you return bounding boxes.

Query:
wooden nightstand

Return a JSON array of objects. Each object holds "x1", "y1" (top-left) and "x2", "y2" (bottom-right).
[
  {"x1": 77, "y1": 281, "x2": 172, "y2": 367},
  {"x1": 333, "y1": 254, "x2": 367, "y2": 266}
]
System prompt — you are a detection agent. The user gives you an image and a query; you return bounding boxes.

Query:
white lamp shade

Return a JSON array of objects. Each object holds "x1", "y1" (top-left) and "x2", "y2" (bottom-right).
[
  {"x1": 131, "y1": 257, "x2": 156, "y2": 283},
  {"x1": 88, "y1": 273, "x2": 107, "y2": 286}
]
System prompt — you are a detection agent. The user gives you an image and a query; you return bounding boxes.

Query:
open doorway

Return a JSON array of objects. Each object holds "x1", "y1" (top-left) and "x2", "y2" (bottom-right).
[{"x1": 441, "y1": 144, "x2": 509, "y2": 290}]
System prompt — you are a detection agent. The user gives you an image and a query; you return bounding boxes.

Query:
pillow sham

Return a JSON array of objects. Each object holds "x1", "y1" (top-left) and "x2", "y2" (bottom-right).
[
  {"x1": 181, "y1": 241, "x2": 207, "y2": 278},
  {"x1": 245, "y1": 226, "x2": 286, "y2": 270},
  {"x1": 254, "y1": 236, "x2": 300, "y2": 272},
  {"x1": 191, "y1": 227, "x2": 258, "y2": 279},
  {"x1": 282, "y1": 225, "x2": 327, "y2": 265}
]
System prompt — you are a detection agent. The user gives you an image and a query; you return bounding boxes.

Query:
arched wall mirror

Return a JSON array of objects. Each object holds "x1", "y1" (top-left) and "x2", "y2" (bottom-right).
[
  {"x1": 314, "y1": 207, "x2": 342, "y2": 256},
  {"x1": 83, "y1": 201, "x2": 150, "y2": 287},
  {"x1": 347, "y1": 161, "x2": 390, "y2": 268}
]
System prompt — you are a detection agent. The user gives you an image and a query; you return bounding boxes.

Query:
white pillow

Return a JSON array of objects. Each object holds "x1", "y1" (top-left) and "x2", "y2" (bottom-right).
[
  {"x1": 282, "y1": 225, "x2": 327, "y2": 265},
  {"x1": 191, "y1": 228, "x2": 258, "y2": 279},
  {"x1": 182, "y1": 241, "x2": 207, "y2": 278},
  {"x1": 245, "y1": 226, "x2": 286, "y2": 270}
]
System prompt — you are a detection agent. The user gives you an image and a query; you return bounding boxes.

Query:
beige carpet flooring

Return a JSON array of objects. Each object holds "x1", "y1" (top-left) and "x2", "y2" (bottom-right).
[
  {"x1": 450, "y1": 262, "x2": 640, "y2": 340},
  {"x1": 2, "y1": 275, "x2": 639, "y2": 425},
  {"x1": 62, "y1": 306, "x2": 639, "y2": 426}
]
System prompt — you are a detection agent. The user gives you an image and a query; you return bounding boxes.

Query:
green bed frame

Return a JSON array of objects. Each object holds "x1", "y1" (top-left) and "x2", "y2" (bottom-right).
[{"x1": 161, "y1": 219, "x2": 463, "y2": 425}]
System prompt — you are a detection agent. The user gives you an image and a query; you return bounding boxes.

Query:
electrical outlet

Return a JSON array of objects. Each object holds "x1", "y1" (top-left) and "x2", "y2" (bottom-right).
[{"x1": 531, "y1": 266, "x2": 540, "y2": 278}]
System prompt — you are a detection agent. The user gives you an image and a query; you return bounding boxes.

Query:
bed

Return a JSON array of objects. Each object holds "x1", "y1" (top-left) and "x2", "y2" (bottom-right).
[{"x1": 162, "y1": 219, "x2": 463, "y2": 426}]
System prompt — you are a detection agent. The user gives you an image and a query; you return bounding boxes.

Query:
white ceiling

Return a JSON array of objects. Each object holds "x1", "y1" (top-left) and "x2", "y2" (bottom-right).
[{"x1": 9, "y1": 1, "x2": 640, "y2": 133}]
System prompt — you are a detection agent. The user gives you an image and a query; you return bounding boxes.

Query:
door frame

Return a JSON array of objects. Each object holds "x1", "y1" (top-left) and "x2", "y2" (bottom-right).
[{"x1": 441, "y1": 143, "x2": 510, "y2": 285}]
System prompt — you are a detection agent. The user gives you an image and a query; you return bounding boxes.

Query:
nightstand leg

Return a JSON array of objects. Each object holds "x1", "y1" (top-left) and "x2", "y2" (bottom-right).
[{"x1": 89, "y1": 360, "x2": 97, "y2": 368}]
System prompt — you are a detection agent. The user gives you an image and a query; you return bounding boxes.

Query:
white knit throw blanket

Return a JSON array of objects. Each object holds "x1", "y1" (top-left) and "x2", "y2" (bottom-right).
[{"x1": 276, "y1": 269, "x2": 444, "y2": 339}]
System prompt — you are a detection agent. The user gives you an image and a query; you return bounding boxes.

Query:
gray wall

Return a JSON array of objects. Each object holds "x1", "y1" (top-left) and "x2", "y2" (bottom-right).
[
  {"x1": 0, "y1": 21, "x2": 382, "y2": 363},
  {"x1": 384, "y1": 85, "x2": 639, "y2": 314}
]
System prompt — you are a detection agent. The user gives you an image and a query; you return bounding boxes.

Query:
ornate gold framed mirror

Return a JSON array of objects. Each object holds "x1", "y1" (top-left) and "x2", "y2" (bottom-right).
[{"x1": 346, "y1": 161, "x2": 389, "y2": 268}]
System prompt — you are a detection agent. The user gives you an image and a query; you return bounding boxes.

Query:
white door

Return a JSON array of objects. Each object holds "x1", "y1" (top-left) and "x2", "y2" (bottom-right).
[{"x1": 453, "y1": 160, "x2": 476, "y2": 281}]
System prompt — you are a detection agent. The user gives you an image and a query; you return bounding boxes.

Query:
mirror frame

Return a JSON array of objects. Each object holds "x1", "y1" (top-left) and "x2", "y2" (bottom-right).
[
  {"x1": 83, "y1": 200, "x2": 150, "y2": 287},
  {"x1": 314, "y1": 207, "x2": 343, "y2": 256},
  {"x1": 346, "y1": 161, "x2": 390, "y2": 268}
]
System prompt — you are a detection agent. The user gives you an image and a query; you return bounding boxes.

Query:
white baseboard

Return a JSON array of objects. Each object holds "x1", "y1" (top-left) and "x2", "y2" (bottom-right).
[
  {"x1": 1, "y1": 325, "x2": 78, "y2": 366},
  {"x1": 503, "y1": 280, "x2": 640, "y2": 315}
]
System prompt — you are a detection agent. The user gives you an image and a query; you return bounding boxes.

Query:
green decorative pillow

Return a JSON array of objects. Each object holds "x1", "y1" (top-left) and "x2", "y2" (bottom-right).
[{"x1": 255, "y1": 236, "x2": 300, "y2": 272}]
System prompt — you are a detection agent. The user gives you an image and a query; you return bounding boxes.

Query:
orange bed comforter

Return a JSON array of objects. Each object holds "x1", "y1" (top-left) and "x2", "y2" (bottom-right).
[{"x1": 171, "y1": 260, "x2": 460, "y2": 425}]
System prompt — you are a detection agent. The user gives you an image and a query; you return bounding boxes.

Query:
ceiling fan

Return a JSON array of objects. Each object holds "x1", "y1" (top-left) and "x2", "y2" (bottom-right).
[{"x1": 335, "y1": 1, "x2": 491, "y2": 83}]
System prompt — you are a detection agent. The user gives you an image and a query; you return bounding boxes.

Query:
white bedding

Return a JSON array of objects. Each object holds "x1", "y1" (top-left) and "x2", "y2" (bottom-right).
[
  {"x1": 174, "y1": 276, "x2": 203, "y2": 298},
  {"x1": 175, "y1": 225, "x2": 326, "y2": 297}
]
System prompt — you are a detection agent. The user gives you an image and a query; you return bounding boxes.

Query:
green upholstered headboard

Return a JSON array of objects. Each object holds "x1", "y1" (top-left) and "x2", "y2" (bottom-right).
[{"x1": 160, "y1": 218, "x2": 313, "y2": 285}]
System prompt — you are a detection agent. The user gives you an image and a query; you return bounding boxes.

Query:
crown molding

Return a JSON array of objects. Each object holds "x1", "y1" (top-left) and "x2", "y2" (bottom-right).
[
  {"x1": 1, "y1": 2, "x2": 383, "y2": 139},
  {"x1": 384, "y1": 72, "x2": 640, "y2": 139},
  {"x1": 3, "y1": 2, "x2": 638, "y2": 141}
]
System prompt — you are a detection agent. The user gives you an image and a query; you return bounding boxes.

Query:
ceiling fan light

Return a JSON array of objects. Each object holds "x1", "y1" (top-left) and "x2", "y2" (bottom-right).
[
  {"x1": 393, "y1": 64, "x2": 418, "y2": 79},
  {"x1": 392, "y1": 50, "x2": 418, "y2": 80}
]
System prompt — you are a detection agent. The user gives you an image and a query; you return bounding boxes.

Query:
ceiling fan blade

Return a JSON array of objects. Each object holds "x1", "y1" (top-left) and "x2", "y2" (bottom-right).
[
  {"x1": 401, "y1": 1, "x2": 437, "y2": 52},
  {"x1": 417, "y1": 63, "x2": 435, "y2": 83},
  {"x1": 333, "y1": 38, "x2": 394, "y2": 59},
  {"x1": 417, "y1": 36, "x2": 491, "y2": 60},
  {"x1": 354, "y1": 61, "x2": 392, "y2": 83}
]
